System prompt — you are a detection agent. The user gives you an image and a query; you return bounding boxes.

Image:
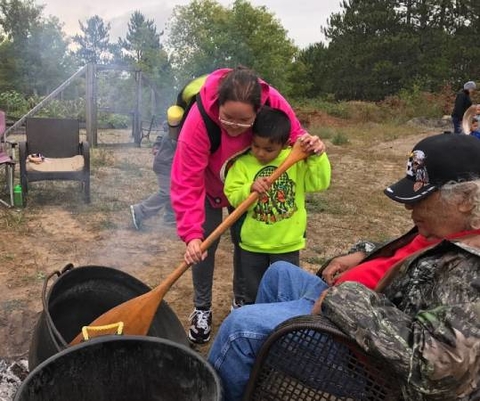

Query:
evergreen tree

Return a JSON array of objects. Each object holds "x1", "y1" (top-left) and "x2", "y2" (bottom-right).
[{"x1": 73, "y1": 15, "x2": 113, "y2": 65}]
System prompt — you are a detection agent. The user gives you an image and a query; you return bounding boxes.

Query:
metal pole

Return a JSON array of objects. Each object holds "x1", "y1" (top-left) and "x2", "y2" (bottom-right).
[{"x1": 4, "y1": 65, "x2": 88, "y2": 137}]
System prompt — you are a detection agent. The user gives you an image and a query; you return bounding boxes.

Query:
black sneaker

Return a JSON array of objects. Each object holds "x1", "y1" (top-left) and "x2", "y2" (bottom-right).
[{"x1": 188, "y1": 308, "x2": 212, "y2": 344}]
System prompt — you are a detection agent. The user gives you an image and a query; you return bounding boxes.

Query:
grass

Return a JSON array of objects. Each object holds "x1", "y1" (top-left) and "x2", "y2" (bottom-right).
[
  {"x1": 331, "y1": 132, "x2": 349, "y2": 145},
  {"x1": 308, "y1": 126, "x2": 336, "y2": 140},
  {"x1": 1, "y1": 299, "x2": 26, "y2": 312},
  {"x1": 91, "y1": 148, "x2": 115, "y2": 168}
]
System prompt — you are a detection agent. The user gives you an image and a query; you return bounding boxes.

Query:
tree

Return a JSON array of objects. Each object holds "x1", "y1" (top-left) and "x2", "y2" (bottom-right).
[
  {"x1": 0, "y1": 0, "x2": 42, "y2": 44},
  {"x1": 118, "y1": 11, "x2": 174, "y2": 114},
  {"x1": 289, "y1": 43, "x2": 329, "y2": 98},
  {"x1": 166, "y1": 0, "x2": 296, "y2": 93},
  {"x1": 73, "y1": 15, "x2": 113, "y2": 65},
  {"x1": 119, "y1": 11, "x2": 162, "y2": 70},
  {"x1": 0, "y1": 0, "x2": 71, "y2": 95}
]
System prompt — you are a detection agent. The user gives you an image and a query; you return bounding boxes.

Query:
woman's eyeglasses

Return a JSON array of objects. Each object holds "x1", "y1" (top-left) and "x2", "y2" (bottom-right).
[{"x1": 218, "y1": 117, "x2": 254, "y2": 129}]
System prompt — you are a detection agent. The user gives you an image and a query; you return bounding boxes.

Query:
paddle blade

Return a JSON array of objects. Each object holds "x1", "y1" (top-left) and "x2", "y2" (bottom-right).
[{"x1": 69, "y1": 284, "x2": 167, "y2": 346}]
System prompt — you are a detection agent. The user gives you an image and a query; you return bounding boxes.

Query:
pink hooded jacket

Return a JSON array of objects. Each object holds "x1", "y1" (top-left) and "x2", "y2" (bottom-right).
[{"x1": 171, "y1": 68, "x2": 305, "y2": 243}]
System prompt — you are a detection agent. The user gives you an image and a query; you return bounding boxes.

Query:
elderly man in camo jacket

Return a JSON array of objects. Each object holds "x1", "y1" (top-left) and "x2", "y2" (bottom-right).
[{"x1": 209, "y1": 133, "x2": 480, "y2": 401}]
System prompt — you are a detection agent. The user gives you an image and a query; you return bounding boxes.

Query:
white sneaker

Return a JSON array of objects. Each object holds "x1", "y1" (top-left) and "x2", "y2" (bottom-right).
[{"x1": 130, "y1": 205, "x2": 141, "y2": 230}]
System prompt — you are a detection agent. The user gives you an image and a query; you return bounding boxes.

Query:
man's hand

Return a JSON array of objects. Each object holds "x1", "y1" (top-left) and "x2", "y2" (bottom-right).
[
  {"x1": 184, "y1": 238, "x2": 207, "y2": 265},
  {"x1": 321, "y1": 251, "x2": 366, "y2": 286},
  {"x1": 251, "y1": 177, "x2": 271, "y2": 194},
  {"x1": 311, "y1": 289, "x2": 329, "y2": 315}
]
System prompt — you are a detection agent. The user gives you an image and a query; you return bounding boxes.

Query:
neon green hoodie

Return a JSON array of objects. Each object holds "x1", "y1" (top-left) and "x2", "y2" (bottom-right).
[{"x1": 224, "y1": 148, "x2": 331, "y2": 253}]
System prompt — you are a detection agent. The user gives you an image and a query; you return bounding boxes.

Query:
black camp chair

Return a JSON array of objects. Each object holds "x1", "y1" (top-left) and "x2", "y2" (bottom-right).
[{"x1": 243, "y1": 314, "x2": 402, "y2": 401}]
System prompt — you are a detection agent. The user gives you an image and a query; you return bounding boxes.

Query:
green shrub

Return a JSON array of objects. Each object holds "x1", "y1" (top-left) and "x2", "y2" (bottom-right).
[
  {"x1": 331, "y1": 132, "x2": 349, "y2": 145},
  {"x1": 308, "y1": 126, "x2": 336, "y2": 139}
]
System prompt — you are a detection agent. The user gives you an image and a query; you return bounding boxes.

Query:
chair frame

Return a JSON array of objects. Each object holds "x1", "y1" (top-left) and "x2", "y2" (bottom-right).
[
  {"x1": 19, "y1": 117, "x2": 90, "y2": 205},
  {"x1": 140, "y1": 115, "x2": 164, "y2": 144}
]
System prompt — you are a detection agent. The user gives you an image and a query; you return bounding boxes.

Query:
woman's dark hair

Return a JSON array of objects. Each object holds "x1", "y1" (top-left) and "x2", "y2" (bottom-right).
[
  {"x1": 252, "y1": 106, "x2": 291, "y2": 145},
  {"x1": 218, "y1": 66, "x2": 262, "y2": 111}
]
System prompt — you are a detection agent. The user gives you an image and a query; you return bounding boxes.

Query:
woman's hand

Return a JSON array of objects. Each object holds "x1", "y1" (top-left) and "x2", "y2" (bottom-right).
[
  {"x1": 251, "y1": 177, "x2": 270, "y2": 194},
  {"x1": 184, "y1": 238, "x2": 207, "y2": 265},
  {"x1": 298, "y1": 133, "x2": 326, "y2": 155},
  {"x1": 321, "y1": 251, "x2": 366, "y2": 286}
]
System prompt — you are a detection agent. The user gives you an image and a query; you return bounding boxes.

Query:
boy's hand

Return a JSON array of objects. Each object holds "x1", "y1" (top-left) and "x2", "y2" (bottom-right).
[{"x1": 251, "y1": 177, "x2": 271, "y2": 194}]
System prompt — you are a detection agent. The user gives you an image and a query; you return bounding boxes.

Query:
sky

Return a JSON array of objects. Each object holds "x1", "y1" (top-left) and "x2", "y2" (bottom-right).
[{"x1": 40, "y1": 0, "x2": 343, "y2": 49}]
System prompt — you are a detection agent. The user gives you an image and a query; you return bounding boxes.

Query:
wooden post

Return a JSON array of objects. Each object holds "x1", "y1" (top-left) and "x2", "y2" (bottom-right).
[
  {"x1": 133, "y1": 70, "x2": 143, "y2": 145},
  {"x1": 150, "y1": 87, "x2": 156, "y2": 118},
  {"x1": 85, "y1": 63, "x2": 98, "y2": 146}
]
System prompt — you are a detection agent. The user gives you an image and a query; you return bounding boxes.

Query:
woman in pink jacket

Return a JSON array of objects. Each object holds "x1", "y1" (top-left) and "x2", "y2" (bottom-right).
[{"x1": 171, "y1": 67, "x2": 325, "y2": 344}]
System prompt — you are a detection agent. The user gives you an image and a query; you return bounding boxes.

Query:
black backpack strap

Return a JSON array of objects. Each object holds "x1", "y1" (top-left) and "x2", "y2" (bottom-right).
[{"x1": 196, "y1": 94, "x2": 221, "y2": 154}]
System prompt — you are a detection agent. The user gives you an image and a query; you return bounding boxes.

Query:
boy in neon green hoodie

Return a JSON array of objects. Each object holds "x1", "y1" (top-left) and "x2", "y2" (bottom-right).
[{"x1": 225, "y1": 106, "x2": 331, "y2": 304}]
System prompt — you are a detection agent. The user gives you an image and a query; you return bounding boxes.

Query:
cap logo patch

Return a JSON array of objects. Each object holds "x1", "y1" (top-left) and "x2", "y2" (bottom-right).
[{"x1": 406, "y1": 150, "x2": 429, "y2": 191}]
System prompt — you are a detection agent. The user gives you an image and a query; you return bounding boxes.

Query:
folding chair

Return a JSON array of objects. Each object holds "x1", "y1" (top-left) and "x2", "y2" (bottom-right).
[
  {"x1": 140, "y1": 115, "x2": 164, "y2": 144},
  {"x1": 0, "y1": 111, "x2": 16, "y2": 208}
]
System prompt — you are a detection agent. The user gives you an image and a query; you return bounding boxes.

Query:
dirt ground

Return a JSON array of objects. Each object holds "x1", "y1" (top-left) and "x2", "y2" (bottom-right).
[{"x1": 0, "y1": 120, "x2": 432, "y2": 363}]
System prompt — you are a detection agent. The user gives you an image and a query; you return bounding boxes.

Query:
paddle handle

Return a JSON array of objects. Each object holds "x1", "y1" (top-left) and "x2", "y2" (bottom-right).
[{"x1": 158, "y1": 141, "x2": 311, "y2": 290}]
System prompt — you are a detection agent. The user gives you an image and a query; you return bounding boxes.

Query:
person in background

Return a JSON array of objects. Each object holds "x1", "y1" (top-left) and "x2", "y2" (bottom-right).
[
  {"x1": 469, "y1": 116, "x2": 480, "y2": 139},
  {"x1": 209, "y1": 133, "x2": 480, "y2": 401},
  {"x1": 451, "y1": 80, "x2": 476, "y2": 134},
  {"x1": 224, "y1": 106, "x2": 331, "y2": 304},
  {"x1": 130, "y1": 107, "x2": 183, "y2": 230},
  {"x1": 171, "y1": 66, "x2": 325, "y2": 344}
]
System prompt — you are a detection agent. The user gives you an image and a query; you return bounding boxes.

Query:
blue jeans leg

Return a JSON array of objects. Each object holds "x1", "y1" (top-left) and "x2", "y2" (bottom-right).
[
  {"x1": 208, "y1": 262, "x2": 328, "y2": 401},
  {"x1": 256, "y1": 261, "x2": 326, "y2": 304}
]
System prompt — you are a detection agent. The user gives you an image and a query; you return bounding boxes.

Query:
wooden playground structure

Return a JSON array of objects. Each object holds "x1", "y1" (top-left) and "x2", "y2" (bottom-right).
[{"x1": 3, "y1": 63, "x2": 164, "y2": 146}]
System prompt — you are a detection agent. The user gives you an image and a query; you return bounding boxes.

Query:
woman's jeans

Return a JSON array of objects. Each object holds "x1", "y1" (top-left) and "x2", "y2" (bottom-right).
[{"x1": 208, "y1": 261, "x2": 328, "y2": 401}]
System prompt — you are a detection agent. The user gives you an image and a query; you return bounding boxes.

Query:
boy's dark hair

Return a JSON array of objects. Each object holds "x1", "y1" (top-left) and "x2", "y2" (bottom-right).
[
  {"x1": 252, "y1": 106, "x2": 291, "y2": 145},
  {"x1": 218, "y1": 66, "x2": 262, "y2": 112}
]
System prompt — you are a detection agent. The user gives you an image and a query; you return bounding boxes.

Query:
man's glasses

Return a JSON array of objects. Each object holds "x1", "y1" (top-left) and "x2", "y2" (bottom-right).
[{"x1": 218, "y1": 117, "x2": 254, "y2": 129}]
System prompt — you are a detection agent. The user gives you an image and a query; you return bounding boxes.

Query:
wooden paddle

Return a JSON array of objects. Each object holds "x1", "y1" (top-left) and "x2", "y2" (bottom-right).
[{"x1": 70, "y1": 141, "x2": 311, "y2": 345}]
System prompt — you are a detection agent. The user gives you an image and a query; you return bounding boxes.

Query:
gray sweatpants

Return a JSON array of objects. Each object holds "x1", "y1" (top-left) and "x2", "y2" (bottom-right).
[
  {"x1": 192, "y1": 200, "x2": 243, "y2": 309},
  {"x1": 132, "y1": 170, "x2": 175, "y2": 224}
]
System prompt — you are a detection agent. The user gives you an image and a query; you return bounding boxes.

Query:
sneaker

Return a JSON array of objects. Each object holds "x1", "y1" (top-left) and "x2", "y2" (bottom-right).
[
  {"x1": 230, "y1": 298, "x2": 245, "y2": 312},
  {"x1": 188, "y1": 308, "x2": 212, "y2": 344},
  {"x1": 130, "y1": 205, "x2": 141, "y2": 230}
]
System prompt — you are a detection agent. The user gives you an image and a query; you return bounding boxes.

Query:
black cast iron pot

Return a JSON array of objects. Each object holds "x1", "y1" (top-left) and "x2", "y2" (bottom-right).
[
  {"x1": 29, "y1": 264, "x2": 189, "y2": 370},
  {"x1": 17, "y1": 335, "x2": 222, "y2": 401}
]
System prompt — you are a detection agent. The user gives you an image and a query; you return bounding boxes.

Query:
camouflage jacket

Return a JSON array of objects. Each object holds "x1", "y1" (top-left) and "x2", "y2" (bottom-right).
[{"x1": 322, "y1": 228, "x2": 480, "y2": 400}]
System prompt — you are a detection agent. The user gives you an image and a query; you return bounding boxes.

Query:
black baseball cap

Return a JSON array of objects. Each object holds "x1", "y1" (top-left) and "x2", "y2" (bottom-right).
[{"x1": 384, "y1": 134, "x2": 480, "y2": 204}]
